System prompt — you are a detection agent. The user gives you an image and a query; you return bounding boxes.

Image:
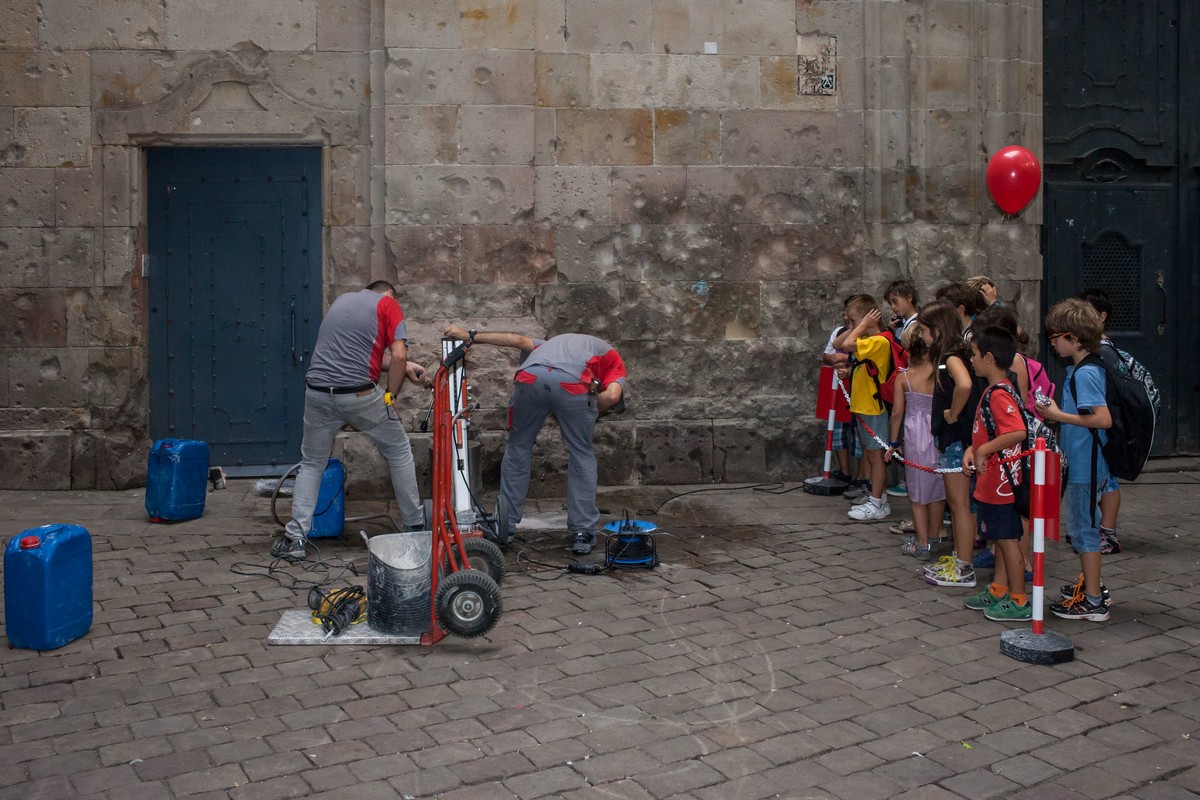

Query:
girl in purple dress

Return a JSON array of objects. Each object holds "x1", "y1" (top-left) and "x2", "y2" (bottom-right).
[{"x1": 886, "y1": 333, "x2": 947, "y2": 560}]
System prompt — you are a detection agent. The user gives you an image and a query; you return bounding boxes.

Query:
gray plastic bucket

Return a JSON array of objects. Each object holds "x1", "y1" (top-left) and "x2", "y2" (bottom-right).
[{"x1": 366, "y1": 531, "x2": 432, "y2": 636}]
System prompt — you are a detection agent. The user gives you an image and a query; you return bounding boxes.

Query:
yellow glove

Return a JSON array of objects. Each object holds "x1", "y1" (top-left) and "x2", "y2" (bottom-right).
[{"x1": 384, "y1": 392, "x2": 394, "y2": 407}]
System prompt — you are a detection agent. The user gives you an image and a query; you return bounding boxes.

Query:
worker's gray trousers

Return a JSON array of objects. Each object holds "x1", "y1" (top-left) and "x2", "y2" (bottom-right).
[
  {"x1": 285, "y1": 386, "x2": 423, "y2": 540},
  {"x1": 498, "y1": 371, "x2": 599, "y2": 538}
]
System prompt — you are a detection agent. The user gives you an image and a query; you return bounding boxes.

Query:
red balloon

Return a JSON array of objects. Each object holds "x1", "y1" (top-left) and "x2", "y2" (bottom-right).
[{"x1": 986, "y1": 146, "x2": 1042, "y2": 214}]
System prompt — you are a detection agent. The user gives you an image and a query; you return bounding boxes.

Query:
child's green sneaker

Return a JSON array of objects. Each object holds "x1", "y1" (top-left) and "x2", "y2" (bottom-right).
[
  {"x1": 984, "y1": 596, "x2": 1032, "y2": 622},
  {"x1": 964, "y1": 587, "x2": 1003, "y2": 611}
]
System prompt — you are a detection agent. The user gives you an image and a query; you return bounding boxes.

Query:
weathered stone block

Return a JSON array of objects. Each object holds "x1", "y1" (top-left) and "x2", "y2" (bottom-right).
[
  {"x1": 535, "y1": 53, "x2": 590, "y2": 109},
  {"x1": 713, "y1": 419, "x2": 818, "y2": 483},
  {"x1": 0, "y1": 51, "x2": 90, "y2": 108},
  {"x1": 384, "y1": 106, "x2": 459, "y2": 165},
  {"x1": 13, "y1": 108, "x2": 91, "y2": 168},
  {"x1": 564, "y1": 0, "x2": 649, "y2": 53},
  {"x1": 652, "y1": 0, "x2": 795, "y2": 56},
  {"x1": 533, "y1": 106, "x2": 555, "y2": 165},
  {"x1": 67, "y1": 287, "x2": 138, "y2": 347},
  {"x1": 721, "y1": 110, "x2": 863, "y2": 167},
  {"x1": 385, "y1": 49, "x2": 535, "y2": 106},
  {"x1": 7, "y1": 347, "x2": 89, "y2": 407},
  {"x1": 723, "y1": 223, "x2": 869, "y2": 282},
  {"x1": 926, "y1": 57, "x2": 974, "y2": 110},
  {"x1": 634, "y1": 422, "x2": 713, "y2": 484},
  {"x1": 532, "y1": 282, "x2": 622, "y2": 342},
  {"x1": 459, "y1": 106, "x2": 535, "y2": 165},
  {"x1": 612, "y1": 167, "x2": 687, "y2": 224},
  {"x1": 92, "y1": 51, "x2": 207, "y2": 111},
  {"x1": 931, "y1": 0, "x2": 975, "y2": 58},
  {"x1": 165, "y1": 0, "x2": 317, "y2": 51},
  {"x1": 101, "y1": 227, "x2": 135, "y2": 287},
  {"x1": 619, "y1": 280, "x2": 761, "y2": 341},
  {"x1": 863, "y1": 56, "x2": 911, "y2": 112},
  {"x1": 0, "y1": 108, "x2": 14, "y2": 166},
  {"x1": 0, "y1": 228, "x2": 49, "y2": 287},
  {"x1": 533, "y1": 165, "x2": 612, "y2": 224},
  {"x1": 589, "y1": 54, "x2": 760, "y2": 109},
  {"x1": 263, "y1": 52, "x2": 370, "y2": 113},
  {"x1": 70, "y1": 429, "x2": 146, "y2": 490},
  {"x1": 384, "y1": 0, "x2": 461, "y2": 48},
  {"x1": 534, "y1": 0, "x2": 568, "y2": 52},
  {"x1": 0, "y1": 431, "x2": 73, "y2": 490},
  {"x1": 0, "y1": 167, "x2": 55, "y2": 227},
  {"x1": 759, "y1": 278, "x2": 863, "y2": 342},
  {"x1": 554, "y1": 224, "x2": 637, "y2": 283},
  {"x1": 55, "y1": 159, "x2": 102, "y2": 228},
  {"x1": 101, "y1": 146, "x2": 132, "y2": 227},
  {"x1": 685, "y1": 166, "x2": 862, "y2": 225},
  {"x1": 462, "y1": 225, "x2": 556, "y2": 285},
  {"x1": 384, "y1": 165, "x2": 534, "y2": 225},
  {"x1": 0, "y1": 290, "x2": 68, "y2": 347},
  {"x1": 330, "y1": 145, "x2": 371, "y2": 227},
  {"x1": 40, "y1": 0, "x2": 165, "y2": 50},
  {"x1": 904, "y1": 223, "x2": 988, "y2": 284},
  {"x1": 654, "y1": 109, "x2": 719, "y2": 165},
  {"x1": 920, "y1": 109, "x2": 973, "y2": 168},
  {"x1": 0, "y1": 0, "x2": 37, "y2": 48},
  {"x1": 554, "y1": 108, "x2": 652, "y2": 166},
  {"x1": 910, "y1": 166, "x2": 979, "y2": 224},
  {"x1": 87, "y1": 346, "x2": 133, "y2": 408},
  {"x1": 385, "y1": 225, "x2": 463, "y2": 285},
  {"x1": 329, "y1": 225, "x2": 373, "y2": 287},
  {"x1": 317, "y1": 0, "x2": 370, "y2": 51},
  {"x1": 41, "y1": 228, "x2": 101, "y2": 287},
  {"x1": 460, "y1": 0, "x2": 536, "y2": 50},
  {"x1": 398, "y1": 283, "x2": 539, "y2": 320},
  {"x1": 979, "y1": 221, "x2": 1040, "y2": 282},
  {"x1": 798, "y1": 0, "x2": 865, "y2": 59}
]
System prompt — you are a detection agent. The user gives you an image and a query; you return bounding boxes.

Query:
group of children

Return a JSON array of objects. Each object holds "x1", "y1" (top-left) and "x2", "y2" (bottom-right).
[{"x1": 822, "y1": 278, "x2": 1119, "y2": 623}]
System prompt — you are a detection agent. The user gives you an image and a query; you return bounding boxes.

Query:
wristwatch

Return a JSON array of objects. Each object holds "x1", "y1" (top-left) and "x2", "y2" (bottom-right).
[{"x1": 467, "y1": 328, "x2": 477, "y2": 341}]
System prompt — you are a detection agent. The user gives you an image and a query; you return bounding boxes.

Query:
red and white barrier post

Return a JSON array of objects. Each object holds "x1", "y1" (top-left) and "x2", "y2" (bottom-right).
[
  {"x1": 1000, "y1": 437, "x2": 1074, "y2": 663},
  {"x1": 804, "y1": 366, "x2": 852, "y2": 496}
]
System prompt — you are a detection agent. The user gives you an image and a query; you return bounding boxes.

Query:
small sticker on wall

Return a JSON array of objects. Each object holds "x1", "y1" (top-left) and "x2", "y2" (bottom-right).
[{"x1": 798, "y1": 34, "x2": 837, "y2": 96}]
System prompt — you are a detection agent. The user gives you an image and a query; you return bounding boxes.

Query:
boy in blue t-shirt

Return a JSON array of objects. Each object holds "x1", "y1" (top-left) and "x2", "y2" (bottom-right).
[{"x1": 1037, "y1": 299, "x2": 1113, "y2": 622}]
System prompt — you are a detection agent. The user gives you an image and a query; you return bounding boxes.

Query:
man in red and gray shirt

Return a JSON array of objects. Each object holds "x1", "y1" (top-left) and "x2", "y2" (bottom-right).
[
  {"x1": 271, "y1": 281, "x2": 429, "y2": 560},
  {"x1": 445, "y1": 325, "x2": 627, "y2": 554}
]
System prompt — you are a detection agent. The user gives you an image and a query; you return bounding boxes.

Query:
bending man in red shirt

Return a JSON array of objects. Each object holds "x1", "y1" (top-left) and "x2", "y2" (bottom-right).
[
  {"x1": 271, "y1": 281, "x2": 430, "y2": 561},
  {"x1": 445, "y1": 325, "x2": 627, "y2": 555}
]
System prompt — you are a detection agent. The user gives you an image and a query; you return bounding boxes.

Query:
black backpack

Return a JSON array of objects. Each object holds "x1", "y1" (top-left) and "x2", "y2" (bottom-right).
[{"x1": 1069, "y1": 344, "x2": 1158, "y2": 483}]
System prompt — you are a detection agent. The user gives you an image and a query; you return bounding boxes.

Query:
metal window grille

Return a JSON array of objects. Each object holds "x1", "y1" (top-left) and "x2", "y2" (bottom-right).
[{"x1": 1081, "y1": 231, "x2": 1141, "y2": 332}]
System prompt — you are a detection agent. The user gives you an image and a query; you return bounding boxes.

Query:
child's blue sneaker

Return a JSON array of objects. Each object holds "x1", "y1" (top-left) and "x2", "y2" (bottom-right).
[{"x1": 971, "y1": 549, "x2": 995, "y2": 570}]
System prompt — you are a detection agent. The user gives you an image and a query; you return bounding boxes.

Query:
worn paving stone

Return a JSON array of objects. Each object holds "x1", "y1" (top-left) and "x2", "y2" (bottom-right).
[{"x1": 1, "y1": 479, "x2": 1199, "y2": 799}]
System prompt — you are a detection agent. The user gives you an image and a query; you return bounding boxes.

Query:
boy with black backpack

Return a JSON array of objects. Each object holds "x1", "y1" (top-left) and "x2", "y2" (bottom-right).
[{"x1": 1038, "y1": 299, "x2": 1114, "y2": 622}]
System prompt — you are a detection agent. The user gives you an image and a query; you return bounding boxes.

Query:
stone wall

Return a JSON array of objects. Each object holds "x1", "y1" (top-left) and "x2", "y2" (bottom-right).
[{"x1": 0, "y1": 0, "x2": 1043, "y2": 492}]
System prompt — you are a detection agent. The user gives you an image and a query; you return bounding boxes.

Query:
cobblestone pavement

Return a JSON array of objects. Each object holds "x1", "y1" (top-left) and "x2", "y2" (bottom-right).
[{"x1": 2, "y1": 465, "x2": 1200, "y2": 800}]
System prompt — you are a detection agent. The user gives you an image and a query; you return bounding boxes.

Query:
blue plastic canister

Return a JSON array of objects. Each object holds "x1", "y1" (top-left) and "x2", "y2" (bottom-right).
[
  {"x1": 4, "y1": 524, "x2": 93, "y2": 650},
  {"x1": 309, "y1": 459, "x2": 346, "y2": 538},
  {"x1": 145, "y1": 439, "x2": 210, "y2": 521}
]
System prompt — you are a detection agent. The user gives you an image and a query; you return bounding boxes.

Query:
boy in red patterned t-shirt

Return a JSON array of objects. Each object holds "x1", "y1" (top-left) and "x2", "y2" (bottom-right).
[{"x1": 962, "y1": 326, "x2": 1030, "y2": 622}]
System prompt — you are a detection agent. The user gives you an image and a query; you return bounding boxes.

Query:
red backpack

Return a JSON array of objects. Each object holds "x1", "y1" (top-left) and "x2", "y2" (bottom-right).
[{"x1": 856, "y1": 330, "x2": 908, "y2": 410}]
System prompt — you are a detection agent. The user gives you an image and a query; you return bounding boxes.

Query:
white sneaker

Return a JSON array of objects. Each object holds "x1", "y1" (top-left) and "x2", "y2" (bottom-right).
[{"x1": 848, "y1": 499, "x2": 890, "y2": 521}]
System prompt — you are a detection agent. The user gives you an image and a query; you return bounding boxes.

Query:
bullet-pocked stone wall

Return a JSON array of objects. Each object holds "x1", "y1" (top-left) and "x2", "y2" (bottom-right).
[{"x1": 0, "y1": 0, "x2": 1043, "y2": 492}]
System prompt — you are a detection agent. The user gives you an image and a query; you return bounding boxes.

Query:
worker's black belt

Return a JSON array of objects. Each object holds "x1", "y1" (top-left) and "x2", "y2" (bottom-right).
[{"x1": 306, "y1": 382, "x2": 375, "y2": 395}]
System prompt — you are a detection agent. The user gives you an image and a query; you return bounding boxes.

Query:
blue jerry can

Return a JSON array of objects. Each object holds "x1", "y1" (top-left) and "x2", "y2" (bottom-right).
[
  {"x1": 309, "y1": 459, "x2": 346, "y2": 538},
  {"x1": 5, "y1": 524, "x2": 93, "y2": 650},
  {"x1": 146, "y1": 439, "x2": 210, "y2": 521}
]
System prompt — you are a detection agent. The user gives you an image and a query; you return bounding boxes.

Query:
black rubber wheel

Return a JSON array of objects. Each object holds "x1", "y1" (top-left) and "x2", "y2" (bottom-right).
[
  {"x1": 435, "y1": 569, "x2": 502, "y2": 638},
  {"x1": 462, "y1": 537, "x2": 506, "y2": 585}
]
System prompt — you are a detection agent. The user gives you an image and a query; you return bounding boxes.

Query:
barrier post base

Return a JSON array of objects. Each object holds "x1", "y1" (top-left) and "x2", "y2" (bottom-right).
[
  {"x1": 999, "y1": 628, "x2": 1074, "y2": 665},
  {"x1": 802, "y1": 476, "x2": 849, "y2": 496}
]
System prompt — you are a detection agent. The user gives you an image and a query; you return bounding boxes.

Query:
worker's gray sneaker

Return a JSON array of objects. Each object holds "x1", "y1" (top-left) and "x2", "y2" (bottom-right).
[
  {"x1": 269, "y1": 535, "x2": 306, "y2": 561},
  {"x1": 571, "y1": 531, "x2": 596, "y2": 555}
]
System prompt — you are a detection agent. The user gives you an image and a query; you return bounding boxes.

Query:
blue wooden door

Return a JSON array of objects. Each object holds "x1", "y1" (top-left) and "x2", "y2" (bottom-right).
[{"x1": 147, "y1": 148, "x2": 322, "y2": 469}]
